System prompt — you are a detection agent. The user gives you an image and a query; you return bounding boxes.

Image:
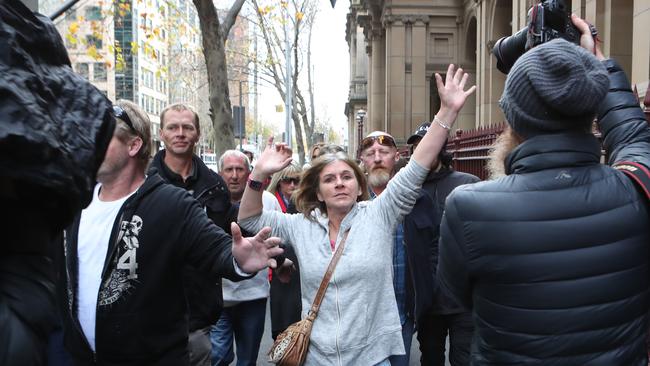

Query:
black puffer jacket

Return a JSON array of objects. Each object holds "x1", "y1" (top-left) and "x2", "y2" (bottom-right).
[{"x1": 438, "y1": 59, "x2": 650, "y2": 365}]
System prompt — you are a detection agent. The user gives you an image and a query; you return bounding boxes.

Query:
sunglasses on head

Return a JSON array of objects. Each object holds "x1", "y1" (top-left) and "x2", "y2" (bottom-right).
[
  {"x1": 112, "y1": 105, "x2": 137, "y2": 134},
  {"x1": 361, "y1": 135, "x2": 396, "y2": 150},
  {"x1": 280, "y1": 177, "x2": 300, "y2": 185}
]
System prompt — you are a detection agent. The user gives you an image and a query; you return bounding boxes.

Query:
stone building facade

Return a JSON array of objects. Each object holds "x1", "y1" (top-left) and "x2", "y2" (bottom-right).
[{"x1": 345, "y1": 0, "x2": 650, "y2": 154}]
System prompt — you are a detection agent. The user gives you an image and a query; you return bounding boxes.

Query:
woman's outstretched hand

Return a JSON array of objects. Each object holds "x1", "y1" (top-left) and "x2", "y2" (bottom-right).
[
  {"x1": 252, "y1": 136, "x2": 293, "y2": 180},
  {"x1": 434, "y1": 64, "x2": 477, "y2": 125}
]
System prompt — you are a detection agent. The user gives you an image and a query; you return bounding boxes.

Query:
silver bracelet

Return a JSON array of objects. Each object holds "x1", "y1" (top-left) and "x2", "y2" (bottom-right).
[{"x1": 433, "y1": 115, "x2": 450, "y2": 130}]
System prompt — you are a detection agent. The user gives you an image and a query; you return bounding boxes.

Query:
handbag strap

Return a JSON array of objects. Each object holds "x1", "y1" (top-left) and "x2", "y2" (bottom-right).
[{"x1": 306, "y1": 230, "x2": 350, "y2": 321}]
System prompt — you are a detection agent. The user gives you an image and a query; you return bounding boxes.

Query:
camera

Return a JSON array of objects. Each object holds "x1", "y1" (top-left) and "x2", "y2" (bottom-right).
[{"x1": 491, "y1": 0, "x2": 585, "y2": 74}]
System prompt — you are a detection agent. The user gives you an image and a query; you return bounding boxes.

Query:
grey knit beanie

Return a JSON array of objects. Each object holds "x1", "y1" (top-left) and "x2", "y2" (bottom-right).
[{"x1": 499, "y1": 38, "x2": 609, "y2": 138}]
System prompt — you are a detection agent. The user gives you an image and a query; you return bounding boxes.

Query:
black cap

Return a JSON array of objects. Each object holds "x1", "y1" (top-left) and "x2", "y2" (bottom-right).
[{"x1": 407, "y1": 122, "x2": 431, "y2": 144}]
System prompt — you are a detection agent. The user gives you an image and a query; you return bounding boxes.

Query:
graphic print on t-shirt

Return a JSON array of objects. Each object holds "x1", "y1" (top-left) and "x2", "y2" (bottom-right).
[{"x1": 99, "y1": 215, "x2": 143, "y2": 306}]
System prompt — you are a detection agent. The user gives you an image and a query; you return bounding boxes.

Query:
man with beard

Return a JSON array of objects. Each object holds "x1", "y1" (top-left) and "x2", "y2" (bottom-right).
[
  {"x1": 147, "y1": 103, "x2": 235, "y2": 366},
  {"x1": 359, "y1": 131, "x2": 414, "y2": 366},
  {"x1": 437, "y1": 15, "x2": 650, "y2": 365},
  {"x1": 405, "y1": 123, "x2": 479, "y2": 365}
]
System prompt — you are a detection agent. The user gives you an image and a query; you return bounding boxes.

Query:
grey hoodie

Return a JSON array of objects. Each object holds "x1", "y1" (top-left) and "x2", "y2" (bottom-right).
[{"x1": 240, "y1": 160, "x2": 429, "y2": 365}]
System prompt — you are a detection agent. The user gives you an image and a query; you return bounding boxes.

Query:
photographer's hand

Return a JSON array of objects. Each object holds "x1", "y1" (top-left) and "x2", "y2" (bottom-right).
[{"x1": 571, "y1": 14, "x2": 605, "y2": 60}]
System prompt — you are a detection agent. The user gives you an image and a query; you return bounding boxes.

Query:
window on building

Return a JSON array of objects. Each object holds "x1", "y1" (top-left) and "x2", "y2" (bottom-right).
[
  {"x1": 86, "y1": 35, "x2": 102, "y2": 48},
  {"x1": 148, "y1": 70, "x2": 154, "y2": 89},
  {"x1": 94, "y1": 62, "x2": 107, "y2": 81},
  {"x1": 85, "y1": 6, "x2": 102, "y2": 21},
  {"x1": 76, "y1": 63, "x2": 89, "y2": 79}
]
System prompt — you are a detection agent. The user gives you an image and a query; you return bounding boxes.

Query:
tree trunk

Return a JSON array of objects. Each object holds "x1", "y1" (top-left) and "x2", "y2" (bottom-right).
[{"x1": 193, "y1": 0, "x2": 235, "y2": 156}]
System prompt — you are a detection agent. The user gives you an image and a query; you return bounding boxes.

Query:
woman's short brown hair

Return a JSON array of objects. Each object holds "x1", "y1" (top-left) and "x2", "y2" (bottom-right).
[{"x1": 294, "y1": 152, "x2": 369, "y2": 219}]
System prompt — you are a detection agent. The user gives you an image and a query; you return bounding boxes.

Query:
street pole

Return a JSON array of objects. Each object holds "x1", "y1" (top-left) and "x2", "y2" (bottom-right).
[
  {"x1": 283, "y1": 3, "x2": 292, "y2": 147},
  {"x1": 239, "y1": 80, "x2": 243, "y2": 151}
]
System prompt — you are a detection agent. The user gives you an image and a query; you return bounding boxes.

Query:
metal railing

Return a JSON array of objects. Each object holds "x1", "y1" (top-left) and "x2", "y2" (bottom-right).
[{"x1": 447, "y1": 81, "x2": 650, "y2": 181}]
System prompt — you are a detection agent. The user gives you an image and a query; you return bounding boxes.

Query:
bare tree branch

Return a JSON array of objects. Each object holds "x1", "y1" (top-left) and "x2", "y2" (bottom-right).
[{"x1": 221, "y1": 0, "x2": 246, "y2": 39}]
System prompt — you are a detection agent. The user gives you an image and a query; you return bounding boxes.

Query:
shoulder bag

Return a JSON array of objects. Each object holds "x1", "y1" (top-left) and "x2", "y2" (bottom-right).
[{"x1": 268, "y1": 230, "x2": 350, "y2": 366}]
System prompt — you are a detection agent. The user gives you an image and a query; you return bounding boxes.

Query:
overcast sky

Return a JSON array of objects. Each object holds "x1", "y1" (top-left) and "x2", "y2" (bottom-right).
[{"x1": 252, "y1": 0, "x2": 351, "y2": 143}]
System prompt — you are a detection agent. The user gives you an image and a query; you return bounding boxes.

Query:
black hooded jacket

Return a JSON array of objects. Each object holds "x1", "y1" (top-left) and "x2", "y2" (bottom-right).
[
  {"x1": 148, "y1": 150, "x2": 236, "y2": 330},
  {"x1": 59, "y1": 174, "x2": 247, "y2": 365},
  {"x1": 403, "y1": 168, "x2": 479, "y2": 323},
  {"x1": 438, "y1": 59, "x2": 650, "y2": 365}
]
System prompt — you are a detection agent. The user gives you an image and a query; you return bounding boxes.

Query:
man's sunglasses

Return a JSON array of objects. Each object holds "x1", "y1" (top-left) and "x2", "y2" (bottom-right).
[
  {"x1": 360, "y1": 135, "x2": 396, "y2": 150},
  {"x1": 112, "y1": 105, "x2": 137, "y2": 134},
  {"x1": 280, "y1": 177, "x2": 300, "y2": 185}
]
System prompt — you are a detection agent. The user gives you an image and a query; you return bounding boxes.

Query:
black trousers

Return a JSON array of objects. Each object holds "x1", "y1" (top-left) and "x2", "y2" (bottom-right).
[{"x1": 417, "y1": 311, "x2": 473, "y2": 366}]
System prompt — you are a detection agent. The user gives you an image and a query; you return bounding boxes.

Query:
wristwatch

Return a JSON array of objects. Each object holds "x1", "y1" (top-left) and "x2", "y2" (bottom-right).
[{"x1": 247, "y1": 176, "x2": 270, "y2": 191}]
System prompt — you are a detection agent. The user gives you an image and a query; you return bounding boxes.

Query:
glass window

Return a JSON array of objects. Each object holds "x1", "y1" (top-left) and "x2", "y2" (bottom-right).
[
  {"x1": 94, "y1": 62, "x2": 107, "y2": 81},
  {"x1": 76, "y1": 63, "x2": 89, "y2": 78}
]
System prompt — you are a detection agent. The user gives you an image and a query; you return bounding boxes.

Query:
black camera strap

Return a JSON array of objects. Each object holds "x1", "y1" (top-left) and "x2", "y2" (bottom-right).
[{"x1": 613, "y1": 161, "x2": 650, "y2": 200}]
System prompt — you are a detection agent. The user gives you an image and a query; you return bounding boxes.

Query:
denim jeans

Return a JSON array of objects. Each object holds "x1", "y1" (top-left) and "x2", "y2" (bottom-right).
[
  {"x1": 210, "y1": 298, "x2": 267, "y2": 366},
  {"x1": 388, "y1": 317, "x2": 414, "y2": 366}
]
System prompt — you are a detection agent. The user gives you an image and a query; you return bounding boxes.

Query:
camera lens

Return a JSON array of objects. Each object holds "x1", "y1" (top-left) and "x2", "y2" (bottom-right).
[{"x1": 492, "y1": 27, "x2": 528, "y2": 74}]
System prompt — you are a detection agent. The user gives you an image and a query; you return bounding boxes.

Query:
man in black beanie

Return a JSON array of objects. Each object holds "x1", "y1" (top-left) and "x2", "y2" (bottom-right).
[{"x1": 438, "y1": 15, "x2": 650, "y2": 365}]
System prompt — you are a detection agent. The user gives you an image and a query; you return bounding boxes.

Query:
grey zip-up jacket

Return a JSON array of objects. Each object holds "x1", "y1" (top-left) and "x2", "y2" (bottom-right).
[{"x1": 240, "y1": 160, "x2": 429, "y2": 365}]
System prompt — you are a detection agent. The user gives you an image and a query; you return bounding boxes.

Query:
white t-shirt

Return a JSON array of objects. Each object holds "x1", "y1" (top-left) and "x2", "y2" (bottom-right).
[{"x1": 77, "y1": 184, "x2": 133, "y2": 351}]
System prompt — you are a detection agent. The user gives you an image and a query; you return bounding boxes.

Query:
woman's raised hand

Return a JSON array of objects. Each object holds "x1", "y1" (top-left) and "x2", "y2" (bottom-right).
[
  {"x1": 435, "y1": 64, "x2": 476, "y2": 112},
  {"x1": 254, "y1": 136, "x2": 293, "y2": 178},
  {"x1": 434, "y1": 64, "x2": 477, "y2": 124}
]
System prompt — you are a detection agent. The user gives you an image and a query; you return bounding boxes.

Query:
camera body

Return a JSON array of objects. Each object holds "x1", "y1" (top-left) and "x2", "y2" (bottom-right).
[
  {"x1": 492, "y1": 0, "x2": 581, "y2": 74},
  {"x1": 526, "y1": 0, "x2": 581, "y2": 48}
]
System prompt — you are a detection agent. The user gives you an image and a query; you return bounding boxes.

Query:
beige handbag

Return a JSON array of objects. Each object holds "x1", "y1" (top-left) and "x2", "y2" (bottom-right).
[{"x1": 268, "y1": 231, "x2": 350, "y2": 366}]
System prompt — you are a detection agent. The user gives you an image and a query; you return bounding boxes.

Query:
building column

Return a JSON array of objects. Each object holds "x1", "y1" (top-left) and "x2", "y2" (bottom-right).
[
  {"x1": 411, "y1": 16, "x2": 429, "y2": 132},
  {"x1": 385, "y1": 16, "x2": 405, "y2": 139},
  {"x1": 370, "y1": 24, "x2": 386, "y2": 132}
]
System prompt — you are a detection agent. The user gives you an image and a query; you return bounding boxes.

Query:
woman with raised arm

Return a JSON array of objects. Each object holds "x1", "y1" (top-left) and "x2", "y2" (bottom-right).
[{"x1": 238, "y1": 64, "x2": 475, "y2": 365}]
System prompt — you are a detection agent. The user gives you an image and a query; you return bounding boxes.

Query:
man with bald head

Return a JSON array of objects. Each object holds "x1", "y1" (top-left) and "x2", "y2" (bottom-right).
[{"x1": 359, "y1": 131, "x2": 413, "y2": 366}]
